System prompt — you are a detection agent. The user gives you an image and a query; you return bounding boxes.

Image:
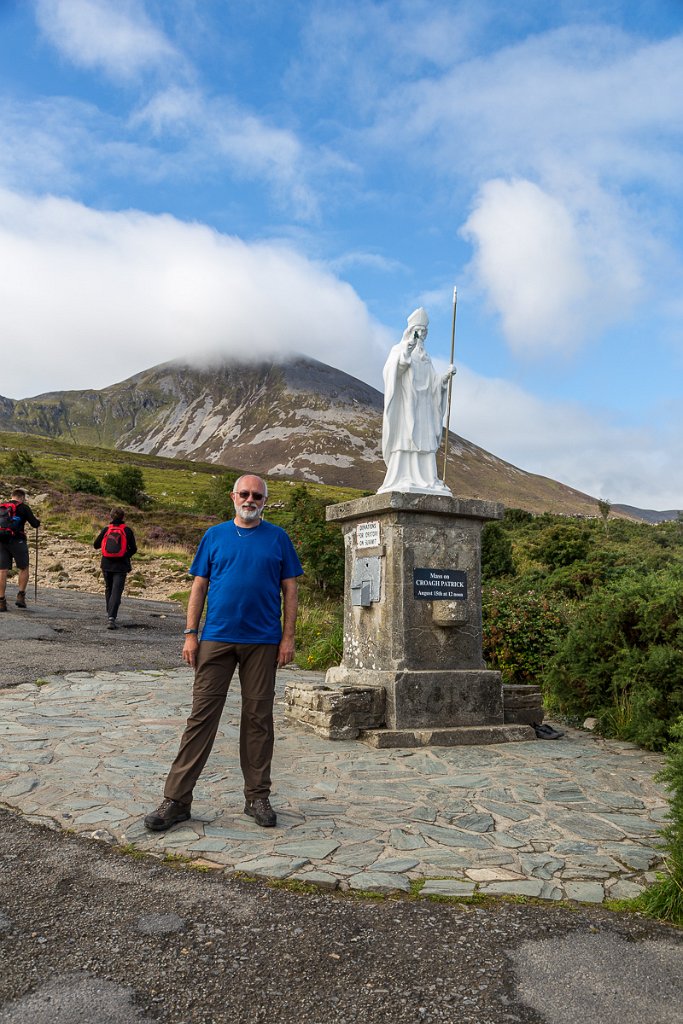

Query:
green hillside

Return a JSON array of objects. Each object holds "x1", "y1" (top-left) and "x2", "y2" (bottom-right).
[{"x1": 0, "y1": 428, "x2": 358, "y2": 553}]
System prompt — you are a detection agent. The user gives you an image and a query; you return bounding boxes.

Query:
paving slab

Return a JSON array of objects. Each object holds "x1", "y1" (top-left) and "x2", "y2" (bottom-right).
[{"x1": 0, "y1": 665, "x2": 670, "y2": 903}]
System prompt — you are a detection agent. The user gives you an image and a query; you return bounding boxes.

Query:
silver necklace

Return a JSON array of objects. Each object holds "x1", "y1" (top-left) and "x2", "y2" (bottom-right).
[{"x1": 234, "y1": 520, "x2": 261, "y2": 538}]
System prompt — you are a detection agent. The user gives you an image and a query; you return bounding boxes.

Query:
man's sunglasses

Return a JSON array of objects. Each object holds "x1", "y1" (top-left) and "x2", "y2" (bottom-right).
[{"x1": 235, "y1": 490, "x2": 265, "y2": 501}]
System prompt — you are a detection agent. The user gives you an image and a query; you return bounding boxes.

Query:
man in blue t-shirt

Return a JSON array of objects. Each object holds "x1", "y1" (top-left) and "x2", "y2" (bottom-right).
[{"x1": 145, "y1": 473, "x2": 303, "y2": 832}]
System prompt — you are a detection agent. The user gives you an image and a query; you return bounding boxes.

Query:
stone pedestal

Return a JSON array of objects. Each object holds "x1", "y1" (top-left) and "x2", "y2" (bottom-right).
[{"x1": 322, "y1": 492, "x2": 534, "y2": 745}]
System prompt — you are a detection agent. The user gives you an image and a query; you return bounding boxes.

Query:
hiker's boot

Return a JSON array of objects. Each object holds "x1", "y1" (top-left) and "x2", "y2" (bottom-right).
[
  {"x1": 244, "y1": 796, "x2": 277, "y2": 828},
  {"x1": 0, "y1": 596, "x2": 7, "y2": 612},
  {"x1": 15, "y1": 591, "x2": 26, "y2": 609},
  {"x1": 107, "y1": 618, "x2": 118, "y2": 630},
  {"x1": 143, "y1": 798, "x2": 191, "y2": 832}
]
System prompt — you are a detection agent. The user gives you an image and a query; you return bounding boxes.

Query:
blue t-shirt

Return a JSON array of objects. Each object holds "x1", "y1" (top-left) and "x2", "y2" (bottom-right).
[{"x1": 190, "y1": 519, "x2": 303, "y2": 644}]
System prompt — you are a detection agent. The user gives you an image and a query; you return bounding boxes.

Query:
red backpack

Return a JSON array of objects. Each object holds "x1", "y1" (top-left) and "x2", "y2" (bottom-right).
[
  {"x1": 102, "y1": 523, "x2": 128, "y2": 558},
  {"x1": 0, "y1": 502, "x2": 20, "y2": 543}
]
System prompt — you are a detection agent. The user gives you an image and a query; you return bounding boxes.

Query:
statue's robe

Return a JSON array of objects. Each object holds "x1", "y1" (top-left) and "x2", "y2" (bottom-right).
[{"x1": 379, "y1": 342, "x2": 451, "y2": 495}]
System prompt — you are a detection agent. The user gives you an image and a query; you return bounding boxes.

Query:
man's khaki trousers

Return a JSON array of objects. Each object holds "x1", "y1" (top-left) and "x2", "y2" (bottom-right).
[{"x1": 164, "y1": 640, "x2": 279, "y2": 806}]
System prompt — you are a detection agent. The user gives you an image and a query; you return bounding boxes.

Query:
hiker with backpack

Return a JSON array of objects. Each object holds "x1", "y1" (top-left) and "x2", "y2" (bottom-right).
[
  {"x1": 0, "y1": 488, "x2": 41, "y2": 612},
  {"x1": 93, "y1": 508, "x2": 137, "y2": 630}
]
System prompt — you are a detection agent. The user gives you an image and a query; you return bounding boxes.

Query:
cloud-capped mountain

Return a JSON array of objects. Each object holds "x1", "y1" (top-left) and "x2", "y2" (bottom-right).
[{"x1": 1, "y1": 355, "x2": 605, "y2": 514}]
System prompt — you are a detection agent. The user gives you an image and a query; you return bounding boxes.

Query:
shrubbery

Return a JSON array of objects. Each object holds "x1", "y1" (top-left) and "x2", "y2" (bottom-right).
[
  {"x1": 482, "y1": 584, "x2": 568, "y2": 684},
  {"x1": 543, "y1": 566, "x2": 683, "y2": 749},
  {"x1": 193, "y1": 473, "x2": 234, "y2": 518},
  {"x1": 5, "y1": 449, "x2": 37, "y2": 475},
  {"x1": 481, "y1": 522, "x2": 515, "y2": 579},
  {"x1": 532, "y1": 523, "x2": 591, "y2": 570},
  {"x1": 68, "y1": 470, "x2": 104, "y2": 496},
  {"x1": 482, "y1": 513, "x2": 683, "y2": 749},
  {"x1": 103, "y1": 466, "x2": 147, "y2": 507},
  {"x1": 294, "y1": 597, "x2": 344, "y2": 670},
  {"x1": 635, "y1": 719, "x2": 683, "y2": 925},
  {"x1": 279, "y1": 485, "x2": 345, "y2": 596}
]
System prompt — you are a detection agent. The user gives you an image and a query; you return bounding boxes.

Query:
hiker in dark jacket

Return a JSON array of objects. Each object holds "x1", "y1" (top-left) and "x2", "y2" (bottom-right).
[
  {"x1": 93, "y1": 508, "x2": 137, "y2": 630},
  {"x1": 0, "y1": 488, "x2": 41, "y2": 611}
]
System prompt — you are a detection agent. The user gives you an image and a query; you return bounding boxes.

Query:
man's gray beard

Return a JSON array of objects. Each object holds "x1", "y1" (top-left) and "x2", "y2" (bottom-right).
[{"x1": 237, "y1": 507, "x2": 262, "y2": 523}]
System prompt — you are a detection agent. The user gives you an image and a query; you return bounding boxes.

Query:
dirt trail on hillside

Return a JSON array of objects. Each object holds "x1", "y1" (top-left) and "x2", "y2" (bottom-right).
[{"x1": 18, "y1": 499, "x2": 192, "y2": 603}]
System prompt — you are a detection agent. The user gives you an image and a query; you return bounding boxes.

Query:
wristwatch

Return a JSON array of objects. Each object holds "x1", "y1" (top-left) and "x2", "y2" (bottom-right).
[{"x1": 183, "y1": 628, "x2": 198, "y2": 635}]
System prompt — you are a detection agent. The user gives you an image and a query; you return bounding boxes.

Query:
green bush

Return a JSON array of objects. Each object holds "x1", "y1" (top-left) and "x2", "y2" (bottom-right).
[
  {"x1": 533, "y1": 524, "x2": 591, "y2": 570},
  {"x1": 103, "y1": 466, "x2": 146, "y2": 507},
  {"x1": 636, "y1": 719, "x2": 683, "y2": 925},
  {"x1": 482, "y1": 584, "x2": 568, "y2": 684},
  {"x1": 543, "y1": 566, "x2": 683, "y2": 749},
  {"x1": 68, "y1": 470, "x2": 104, "y2": 496},
  {"x1": 282, "y1": 486, "x2": 345, "y2": 596},
  {"x1": 544, "y1": 549, "x2": 623, "y2": 599},
  {"x1": 482, "y1": 522, "x2": 515, "y2": 579},
  {"x1": 194, "y1": 473, "x2": 233, "y2": 518},
  {"x1": 6, "y1": 449, "x2": 37, "y2": 475},
  {"x1": 503, "y1": 507, "x2": 534, "y2": 526}
]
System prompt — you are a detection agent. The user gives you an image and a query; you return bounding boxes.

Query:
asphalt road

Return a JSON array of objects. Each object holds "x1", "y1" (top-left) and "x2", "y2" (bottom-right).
[{"x1": 0, "y1": 585, "x2": 186, "y2": 687}]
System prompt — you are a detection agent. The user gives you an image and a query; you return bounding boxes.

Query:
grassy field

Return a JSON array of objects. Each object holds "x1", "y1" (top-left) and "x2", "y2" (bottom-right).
[{"x1": 0, "y1": 429, "x2": 356, "y2": 511}]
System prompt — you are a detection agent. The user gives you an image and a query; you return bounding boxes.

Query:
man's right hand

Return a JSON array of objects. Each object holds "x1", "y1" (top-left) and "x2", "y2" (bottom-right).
[{"x1": 182, "y1": 636, "x2": 199, "y2": 668}]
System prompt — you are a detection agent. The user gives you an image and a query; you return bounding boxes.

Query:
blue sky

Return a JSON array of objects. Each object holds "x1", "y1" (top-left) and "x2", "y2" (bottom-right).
[{"x1": 0, "y1": 0, "x2": 682, "y2": 508}]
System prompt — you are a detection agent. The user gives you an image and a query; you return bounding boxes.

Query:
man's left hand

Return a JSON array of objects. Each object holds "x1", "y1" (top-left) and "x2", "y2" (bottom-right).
[{"x1": 277, "y1": 639, "x2": 295, "y2": 667}]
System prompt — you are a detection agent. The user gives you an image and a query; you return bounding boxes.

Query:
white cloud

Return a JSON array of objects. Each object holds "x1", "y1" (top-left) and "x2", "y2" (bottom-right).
[
  {"x1": 0, "y1": 189, "x2": 677, "y2": 509},
  {"x1": 362, "y1": 21, "x2": 681, "y2": 356},
  {"x1": 461, "y1": 178, "x2": 625, "y2": 356},
  {"x1": 328, "y1": 250, "x2": 407, "y2": 274},
  {"x1": 34, "y1": 0, "x2": 178, "y2": 80},
  {"x1": 134, "y1": 87, "x2": 319, "y2": 220},
  {"x1": 450, "y1": 365, "x2": 683, "y2": 509},
  {"x1": 376, "y1": 25, "x2": 683, "y2": 186},
  {"x1": 0, "y1": 188, "x2": 389, "y2": 399}
]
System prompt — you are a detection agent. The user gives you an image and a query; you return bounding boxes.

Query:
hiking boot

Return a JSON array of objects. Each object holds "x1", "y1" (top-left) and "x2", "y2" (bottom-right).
[
  {"x1": 0, "y1": 596, "x2": 7, "y2": 612},
  {"x1": 244, "y1": 796, "x2": 277, "y2": 828},
  {"x1": 107, "y1": 618, "x2": 118, "y2": 630},
  {"x1": 144, "y1": 798, "x2": 191, "y2": 832},
  {"x1": 15, "y1": 591, "x2": 26, "y2": 609}
]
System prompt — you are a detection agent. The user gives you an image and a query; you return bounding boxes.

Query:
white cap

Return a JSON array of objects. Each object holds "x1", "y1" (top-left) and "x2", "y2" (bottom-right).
[{"x1": 407, "y1": 307, "x2": 429, "y2": 329}]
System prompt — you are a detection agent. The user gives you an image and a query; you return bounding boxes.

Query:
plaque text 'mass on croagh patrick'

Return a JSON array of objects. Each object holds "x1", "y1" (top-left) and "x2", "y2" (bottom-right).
[{"x1": 413, "y1": 568, "x2": 467, "y2": 601}]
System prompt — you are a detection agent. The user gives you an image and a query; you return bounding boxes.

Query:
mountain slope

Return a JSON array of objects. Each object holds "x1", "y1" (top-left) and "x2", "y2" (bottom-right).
[{"x1": 1, "y1": 355, "x2": 608, "y2": 515}]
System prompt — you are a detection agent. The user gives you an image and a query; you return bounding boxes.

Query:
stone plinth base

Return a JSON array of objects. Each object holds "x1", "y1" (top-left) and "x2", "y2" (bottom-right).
[
  {"x1": 325, "y1": 665, "x2": 503, "y2": 730},
  {"x1": 284, "y1": 680, "x2": 544, "y2": 745},
  {"x1": 284, "y1": 681, "x2": 385, "y2": 740},
  {"x1": 358, "y1": 724, "x2": 535, "y2": 748},
  {"x1": 503, "y1": 685, "x2": 544, "y2": 726}
]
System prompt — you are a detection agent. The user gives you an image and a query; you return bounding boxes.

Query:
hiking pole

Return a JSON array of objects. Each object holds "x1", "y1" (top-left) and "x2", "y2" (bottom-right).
[
  {"x1": 441, "y1": 285, "x2": 457, "y2": 485},
  {"x1": 34, "y1": 526, "x2": 39, "y2": 603}
]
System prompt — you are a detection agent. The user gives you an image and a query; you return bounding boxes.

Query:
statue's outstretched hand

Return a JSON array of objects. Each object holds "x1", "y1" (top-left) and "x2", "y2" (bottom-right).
[
  {"x1": 401, "y1": 327, "x2": 418, "y2": 353},
  {"x1": 442, "y1": 364, "x2": 456, "y2": 385}
]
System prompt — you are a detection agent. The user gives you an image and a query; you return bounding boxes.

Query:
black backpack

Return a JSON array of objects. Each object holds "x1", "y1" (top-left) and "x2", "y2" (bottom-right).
[{"x1": 0, "y1": 502, "x2": 20, "y2": 543}]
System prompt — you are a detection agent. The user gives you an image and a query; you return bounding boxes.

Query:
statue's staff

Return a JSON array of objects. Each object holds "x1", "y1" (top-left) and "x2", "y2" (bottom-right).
[{"x1": 441, "y1": 285, "x2": 457, "y2": 485}]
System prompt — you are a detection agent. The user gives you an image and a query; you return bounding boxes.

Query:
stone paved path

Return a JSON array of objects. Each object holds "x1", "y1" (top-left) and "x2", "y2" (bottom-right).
[{"x1": 0, "y1": 667, "x2": 669, "y2": 904}]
